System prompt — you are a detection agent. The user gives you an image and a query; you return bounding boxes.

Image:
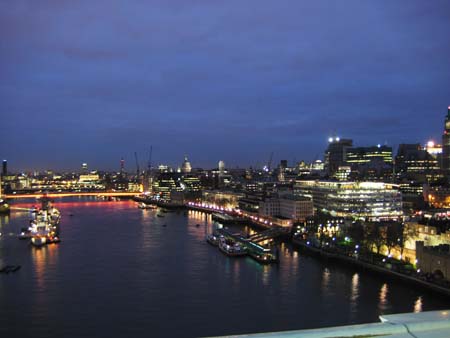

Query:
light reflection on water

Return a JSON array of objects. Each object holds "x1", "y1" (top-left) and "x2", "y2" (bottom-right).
[
  {"x1": 0, "y1": 199, "x2": 448, "y2": 338},
  {"x1": 414, "y1": 296, "x2": 423, "y2": 313},
  {"x1": 378, "y1": 283, "x2": 390, "y2": 313}
]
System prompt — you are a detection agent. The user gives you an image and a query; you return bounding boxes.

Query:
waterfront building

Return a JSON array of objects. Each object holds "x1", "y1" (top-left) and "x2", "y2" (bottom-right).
[
  {"x1": 416, "y1": 241, "x2": 450, "y2": 281},
  {"x1": 202, "y1": 190, "x2": 244, "y2": 209},
  {"x1": 181, "y1": 174, "x2": 202, "y2": 201},
  {"x1": 295, "y1": 180, "x2": 403, "y2": 221},
  {"x1": 442, "y1": 106, "x2": 450, "y2": 178},
  {"x1": 324, "y1": 137, "x2": 353, "y2": 175},
  {"x1": 78, "y1": 174, "x2": 104, "y2": 190},
  {"x1": 259, "y1": 195, "x2": 314, "y2": 222},
  {"x1": 152, "y1": 172, "x2": 183, "y2": 202}
]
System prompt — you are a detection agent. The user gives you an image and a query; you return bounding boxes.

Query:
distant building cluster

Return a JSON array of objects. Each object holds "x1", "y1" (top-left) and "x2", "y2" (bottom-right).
[{"x1": 3, "y1": 107, "x2": 450, "y2": 275}]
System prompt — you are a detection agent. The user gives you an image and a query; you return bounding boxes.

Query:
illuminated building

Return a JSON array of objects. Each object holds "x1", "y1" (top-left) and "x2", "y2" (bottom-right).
[
  {"x1": 395, "y1": 144, "x2": 442, "y2": 183},
  {"x1": 259, "y1": 195, "x2": 314, "y2": 222},
  {"x1": 324, "y1": 137, "x2": 353, "y2": 175},
  {"x1": 181, "y1": 156, "x2": 192, "y2": 174},
  {"x1": 295, "y1": 180, "x2": 403, "y2": 221},
  {"x1": 81, "y1": 163, "x2": 88, "y2": 173},
  {"x1": 416, "y1": 242, "x2": 450, "y2": 281},
  {"x1": 424, "y1": 185, "x2": 450, "y2": 208},
  {"x1": 346, "y1": 145, "x2": 393, "y2": 165},
  {"x1": 425, "y1": 140, "x2": 443, "y2": 158},
  {"x1": 152, "y1": 172, "x2": 183, "y2": 202},
  {"x1": 202, "y1": 190, "x2": 244, "y2": 209},
  {"x1": 218, "y1": 160, "x2": 225, "y2": 176},
  {"x1": 181, "y1": 175, "x2": 202, "y2": 200},
  {"x1": 333, "y1": 166, "x2": 351, "y2": 181},
  {"x1": 78, "y1": 174, "x2": 104, "y2": 190},
  {"x1": 343, "y1": 145, "x2": 393, "y2": 181},
  {"x1": 442, "y1": 106, "x2": 450, "y2": 178},
  {"x1": 278, "y1": 160, "x2": 287, "y2": 182}
]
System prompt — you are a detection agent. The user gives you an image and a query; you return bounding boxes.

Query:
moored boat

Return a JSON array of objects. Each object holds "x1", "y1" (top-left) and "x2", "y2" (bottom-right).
[
  {"x1": 138, "y1": 202, "x2": 157, "y2": 209},
  {"x1": 0, "y1": 199, "x2": 10, "y2": 214},
  {"x1": 218, "y1": 237, "x2": 247, "y2": 257},
  {"x1": 24, "y1": 195, "x2": 61, "y2": 247},
  {"x1": 206, "y1": 233, "x2": 220, "y2": 246},
  {"x1": 31, "y1": 235, "x2": 47, "y2": 247}
]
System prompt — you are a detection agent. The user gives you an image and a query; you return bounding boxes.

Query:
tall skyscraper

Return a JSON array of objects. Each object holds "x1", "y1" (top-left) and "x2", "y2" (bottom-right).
[
  {"x1": 442, "y1": 106, "x2": 450, "y2": 178},
  {"x1": 324, "y1": 137, "x2": 353, "y2": 175},
  {"x1": 218, "y1": 160, "x2": 225, "y2": 176},
  {"x1": 2, "y1": 160, "x2": 6, "y2": 176}
]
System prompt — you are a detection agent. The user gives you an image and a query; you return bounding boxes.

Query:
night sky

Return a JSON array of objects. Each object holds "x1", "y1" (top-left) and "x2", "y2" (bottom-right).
[{"x1": 1, "y1": 1, "x2": 450, "y2": 172}]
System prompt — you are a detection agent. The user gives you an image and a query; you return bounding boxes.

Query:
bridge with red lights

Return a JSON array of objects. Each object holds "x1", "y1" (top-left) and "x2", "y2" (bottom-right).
[{"x1": 4, "y1": 191, "x2": 139, "y2": 199}]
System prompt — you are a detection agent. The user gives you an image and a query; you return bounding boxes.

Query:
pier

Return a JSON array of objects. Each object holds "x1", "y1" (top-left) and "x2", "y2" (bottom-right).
[{"x1": 215, "y1": 227, "x2": 285, "y2": 264}]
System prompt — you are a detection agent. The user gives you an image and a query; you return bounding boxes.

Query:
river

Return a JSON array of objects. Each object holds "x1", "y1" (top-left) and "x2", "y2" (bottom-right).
[{"x1": 0, "y1": 198, "x2": 447, "y2": 337}]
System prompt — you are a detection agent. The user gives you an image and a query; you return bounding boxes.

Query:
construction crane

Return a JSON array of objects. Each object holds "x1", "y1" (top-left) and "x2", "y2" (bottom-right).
[{"x1": 134, "y1": 152, "x2": 140, "y2": 177}]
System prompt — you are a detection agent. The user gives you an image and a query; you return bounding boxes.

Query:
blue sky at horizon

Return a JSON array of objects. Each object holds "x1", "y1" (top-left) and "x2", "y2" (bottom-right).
[{"x1": 1, "y1": 0, "x2": 450, "y2": 171}]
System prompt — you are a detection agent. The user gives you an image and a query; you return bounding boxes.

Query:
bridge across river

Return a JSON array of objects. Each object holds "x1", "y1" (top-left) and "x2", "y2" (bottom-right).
[{"x1": 4, "y1": 192, "x2": 138, "y2": 199}]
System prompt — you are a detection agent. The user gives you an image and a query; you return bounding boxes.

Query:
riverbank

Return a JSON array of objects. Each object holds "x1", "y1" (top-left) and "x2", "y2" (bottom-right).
[{"x1": 292, "y1": 237, "x2": 450, "y2": 298}]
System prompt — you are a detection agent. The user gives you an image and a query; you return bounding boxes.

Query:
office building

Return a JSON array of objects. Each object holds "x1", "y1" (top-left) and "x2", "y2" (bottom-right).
[
  {"x1": 324, "y1": 137, "x2": 353, "y2": 175},
  {"x1": 295, "y1": 180, "x2": 403, "y2": 221},
  {"x1": 442, "y1": 106, "x2": 450, "y2": 178},
  {"x1": 2, "y1": 160, "x2": 7, "y2": 176}
]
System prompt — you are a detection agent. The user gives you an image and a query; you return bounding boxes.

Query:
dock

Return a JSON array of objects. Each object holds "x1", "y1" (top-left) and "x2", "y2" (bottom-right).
[{"x1": 215, "y1": 227, "x2": 285, "y2": 264}]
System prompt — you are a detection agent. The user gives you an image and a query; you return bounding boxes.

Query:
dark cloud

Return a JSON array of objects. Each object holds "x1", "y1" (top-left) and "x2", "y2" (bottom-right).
[{"x1": 1, "y1": 0, "x2": 450, "y2": 171}]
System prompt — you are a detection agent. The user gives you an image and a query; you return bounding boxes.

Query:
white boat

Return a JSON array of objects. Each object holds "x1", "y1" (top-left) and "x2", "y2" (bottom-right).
[
  {"x1": 218, "y1": 237, "x2": 247, "y2": 257},
  {"x1": 26, "y1": 196, "x2": 61, "y2": 246},
  {"x1": 206, "y1": 233, "x2": 219, "y2": 246},
  {"x1": 138, "y1": 202, "x2": 157, "y2": 209},
  {"x1": 31, "y1": 235, "x2": 47, "y2": 247}
]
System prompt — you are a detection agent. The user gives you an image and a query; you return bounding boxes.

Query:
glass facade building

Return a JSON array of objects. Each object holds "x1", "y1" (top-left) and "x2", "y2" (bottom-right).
[{"x1": 295, "y1": 180, "x2": 403, "y2": 221}]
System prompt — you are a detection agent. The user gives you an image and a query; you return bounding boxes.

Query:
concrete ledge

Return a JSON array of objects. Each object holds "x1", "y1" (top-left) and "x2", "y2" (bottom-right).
[{"x1": 208, "y1": 310, "x2": 450, "y2": 338}]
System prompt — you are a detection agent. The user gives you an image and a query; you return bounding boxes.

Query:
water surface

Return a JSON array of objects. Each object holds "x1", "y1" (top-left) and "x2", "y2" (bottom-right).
[{"x1": 0, "y1": 198, "x2": 448, "y2": 337}]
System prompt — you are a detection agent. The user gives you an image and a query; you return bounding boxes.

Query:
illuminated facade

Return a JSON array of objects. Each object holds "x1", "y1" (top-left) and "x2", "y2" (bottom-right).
[
  {"x1": 181, "y1": 156, "x2": 192, "y2": 174},
  {"x1": 442, "y1": 106, "x2": 450, "y2": 178},
  {"x1": 259, "y1": 195, "x2": 314, "y2": 221},
  {"x1": 295, "y1": 180, "x2": 403, "y2": 221},
  {"x1": 395, "y1": 143, "x2": 442, "y2": 182},
  {"x1": 152, "y1": 173, "x2": 182, "y2": 201},
  {"x1": 346, "y1": 145, "x2": 392, "y2": 165}
]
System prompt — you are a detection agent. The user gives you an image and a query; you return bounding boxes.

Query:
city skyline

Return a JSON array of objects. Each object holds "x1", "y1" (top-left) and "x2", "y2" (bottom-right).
[{"x1": 1, "y1": 1, "x2": 450, "y2": 170}]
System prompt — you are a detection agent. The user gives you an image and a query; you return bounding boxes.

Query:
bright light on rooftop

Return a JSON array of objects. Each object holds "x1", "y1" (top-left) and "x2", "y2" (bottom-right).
[{"x1": 427, "y1": 140, "x2": 435, "y2": 148}]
